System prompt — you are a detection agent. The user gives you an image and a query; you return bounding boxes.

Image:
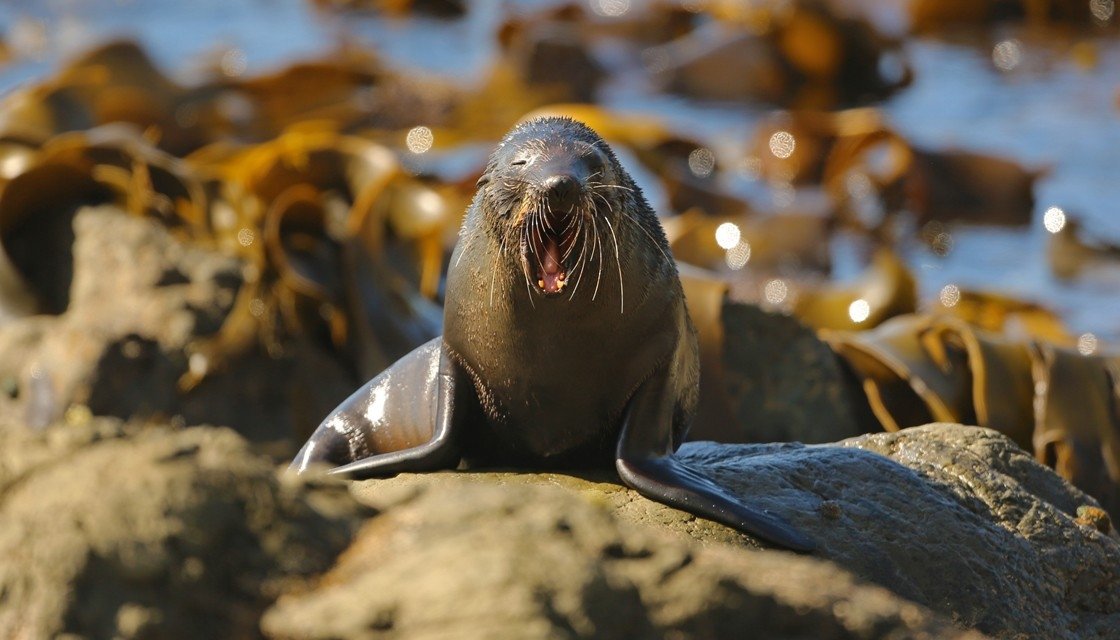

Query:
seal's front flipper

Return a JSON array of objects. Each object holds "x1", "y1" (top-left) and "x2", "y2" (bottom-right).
[
  {"x1": 289, "y1": 337, "x2": 463, "y2": 478},
  {"x1": 615, "y1": 372, "x2": 817, "y2": 553},
  {"x1": 616, "y1": 456, "x2": 816, "y2": 552}
]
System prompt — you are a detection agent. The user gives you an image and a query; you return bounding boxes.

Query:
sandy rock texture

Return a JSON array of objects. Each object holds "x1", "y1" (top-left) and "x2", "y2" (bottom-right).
[
  {"x1": 0, "y1": 206, "x2": 356, "y2": 447},
  {"x1": 267, "y1": 424, "x2": 1119, "y2": 640},
  {"x1": 1, "y1": 416, "x2": 1115, "y2": 638},
  {"x1": 263, "y1": 479, "x2": 985, "y2": 640},
  {"x1": 0, "y1": 418, "x2": 373, "y2": 640}
]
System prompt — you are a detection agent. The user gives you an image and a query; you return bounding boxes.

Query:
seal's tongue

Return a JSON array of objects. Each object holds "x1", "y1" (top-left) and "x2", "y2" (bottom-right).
[{"x1": 538, "y1": 235, "x2": 566, "y2": 293}]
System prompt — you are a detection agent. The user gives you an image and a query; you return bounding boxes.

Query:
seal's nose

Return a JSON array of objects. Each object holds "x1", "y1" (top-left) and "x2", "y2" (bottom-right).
[{"x1": 543, "y1": 173, "x2": 581, "y2": 210}]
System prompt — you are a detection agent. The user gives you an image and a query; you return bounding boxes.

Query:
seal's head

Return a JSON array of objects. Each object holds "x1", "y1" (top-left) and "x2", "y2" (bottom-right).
[{"x1": 474, "y1": 117, "x2": 638, "y2": 298}]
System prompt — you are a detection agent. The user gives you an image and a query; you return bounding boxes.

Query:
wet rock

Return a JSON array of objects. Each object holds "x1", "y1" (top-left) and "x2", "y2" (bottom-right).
[
  {"x1": 0, "y1": 417, "x2": 373, "y2": 640},
  {"x1": 884, "y1": 148, "x2": 1040, "y2": 229},
  {"x1": 0, "y1": 205, "x2": 356, "y2": 448},
  {"x1": 688, "y1": 301, "x2": 874, "y2": 445},
  {"x1": 651, "y1": 2, "x2": 909, "y2": 108},
  {"x1": 274, "y1": 424, "x2": 1120, "y2": 639},
  {"x1": 263, "y1": 474, "x2": 984, "y2": 640}
]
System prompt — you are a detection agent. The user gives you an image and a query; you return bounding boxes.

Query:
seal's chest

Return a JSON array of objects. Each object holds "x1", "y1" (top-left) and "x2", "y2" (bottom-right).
[{"x1": 494, "y1": 382, "x2": 618, "y2": 458}]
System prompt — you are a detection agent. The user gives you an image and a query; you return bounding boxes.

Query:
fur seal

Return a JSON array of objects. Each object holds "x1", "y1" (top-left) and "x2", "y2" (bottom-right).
[{"x1": 291, "y1": 117, "x2": 815, "y2": 552}]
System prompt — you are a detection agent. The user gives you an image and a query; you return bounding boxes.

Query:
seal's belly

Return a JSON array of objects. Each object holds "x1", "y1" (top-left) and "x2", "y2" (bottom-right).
[
  {"x1": 492, "y1": 383, "x2": 620, "y2": 458},
  {"x1": 452, "y1": 331, "x2": 659, "y2": 462}
]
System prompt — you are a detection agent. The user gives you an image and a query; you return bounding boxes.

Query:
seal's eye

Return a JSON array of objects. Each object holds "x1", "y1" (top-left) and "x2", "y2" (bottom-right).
[
  {"x1": 582, "y1": 147, "x2": 608, "y2": 179},
  {"x1": 511, "y1": 159, "x2": 528, "y2": 166}
]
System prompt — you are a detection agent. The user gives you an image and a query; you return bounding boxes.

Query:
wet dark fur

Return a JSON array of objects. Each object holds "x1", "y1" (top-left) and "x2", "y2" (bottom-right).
[{"x1": 443, "y1": 117, "x2": 699, "y2": 467}]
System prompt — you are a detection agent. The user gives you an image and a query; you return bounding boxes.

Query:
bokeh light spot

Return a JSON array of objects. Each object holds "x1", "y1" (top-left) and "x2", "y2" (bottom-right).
[
  {"x1": 764, "y1": 279, "x2": 787, "y2": 304},
  {"x1": 714, "y1": 222, "x2": 741, "y2": 250},
  {"x1": 589, "y1": 0, "x2": 630, "y2": 17},
  {"x1": 1078, "y1": 333, "x2": 1098, "y2": 356},
  {"x1": 939, "y1": 284, "x2": 961, "y2": 308},
  {"x1": 725, "y1": 241, "x2": 751, "y2": 270},
  {"x1": 688, "y1": 147, "x2": 715, "y2": 178},
  {"x1": 220, "y1": 49, "x2": 247, "y2": 78},
  {"x1": 768, "y1": 131, "x2": 796, "y2": 159},
  {"x1": 0, "y1": 153, "x2": 31, "y2": 179},
  {"x1": 848, "y1": 299, "x2": 871, "y2": 323},
  {"x1": 992, "y1": 40, "x2": 1022, "y2": 72},
  {"x1": 406, "y1": 126, "x2": 434, "y2": 154},
  {"x1": 1090, "y1": 0, "x2": 1115, "y2": 22},
  {"x1": 1043, "y1": 206, "x2": 1066, "y2": 234},
  {"x1": 931, "y1": 232, "x2": 954, "y2": 257},
  {"x1": 189, "y1": 353, "x2": 209, "y2": 377},
  {"x1": 236, "y1": 228, "x2": 255, "y2": 247}
]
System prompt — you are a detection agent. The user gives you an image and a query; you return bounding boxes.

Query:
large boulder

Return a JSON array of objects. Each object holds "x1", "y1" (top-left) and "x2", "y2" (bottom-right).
[
  {"x1": 0, "y1": 418, "x2": 373, "y2": 640},
  {"x1": 0, "y1": 206, "x2": 356, "y2": 448},
  {"x1": 265, "y1": 423, "x2": 1119, "y2": 639},
  {"x1": 263, "y1": 479, "x2": 984, "y2": 640}
]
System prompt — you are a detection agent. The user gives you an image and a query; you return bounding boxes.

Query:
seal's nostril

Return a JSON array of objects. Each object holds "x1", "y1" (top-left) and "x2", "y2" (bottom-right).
[{"x1": 544, "y1": 174, "x2": 580, "y2": 209}]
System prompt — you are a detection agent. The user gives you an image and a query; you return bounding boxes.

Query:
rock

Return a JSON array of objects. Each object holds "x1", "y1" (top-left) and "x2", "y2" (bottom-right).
[
  {"x1": 269, "y1": 423, "x2": 1119, "y2": 639},
  {"x1": 263, "y1": 478, "x2": 983, "y2": 640},
  {"x1": 0, "y1": 417, "x2": 373, "y2": 640},
  {"x1": 498, "y1": 5, "x2": 606, "y2": 103},
  {"x1": 686, "y1": 424, "x2": 1120, "y2": 638},
  {"x1": 688, "y1": 301, "x2": 875, "y2": 445},
  {"x1": 0, "y1": 205, "x2": 357, "y2": 448}
]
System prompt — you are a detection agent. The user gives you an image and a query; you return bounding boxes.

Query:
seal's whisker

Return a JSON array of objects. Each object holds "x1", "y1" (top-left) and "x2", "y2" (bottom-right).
[
  {"x1": 491, "y1": 229, "x2": 511, "y2": 308},
  {"x1": 562, "y1": 207, "x2": 579, "y2": 235},
  {"x1": 530, "y1": 203, "x2": 546, "y2": 250},
  {"x1": 453, "y1": 227, "x2": 474, "y2": 268},
  {"x1": 542, "y1": 193, "x2": 557, "y2": 233},
  {"x1": 589, "y1": 182, "x2": 634, "y2": 193},
  {"x1": 523, "y1": 264, "x2": 536, "y2": 308},
  {"x1": 567, "y1": 218, "x2": 591, "y2": 300},
  {"x1": 591, "y1": 217, "x2": 604, "y2": 302},
  {"x1": 588, "y1": 212, "x2": 600, "y2": 264},
  {"x1": 530, "y1": 216, "x2": 549, "y2": 275},
  {"x1": 603, "y1": 216, "x2": 624, "y2": 314},
  {"x1": 590, "y1": 190, "x2": 613, "y2": 216},
  {"x1": 562, "y1": 216, "x2": 582, "y2": 262},
  {"x1": 618, "y1": 209, "x2": 673, "y2": 263}
]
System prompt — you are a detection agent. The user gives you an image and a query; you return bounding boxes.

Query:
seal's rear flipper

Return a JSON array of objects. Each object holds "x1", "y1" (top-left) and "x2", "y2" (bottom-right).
[
  {"x1": 289, "y1": 337, "x2": 463, "y2": 478},
  {"x1": 616, "y1": 456, "x2": 817, "y2": 553}
]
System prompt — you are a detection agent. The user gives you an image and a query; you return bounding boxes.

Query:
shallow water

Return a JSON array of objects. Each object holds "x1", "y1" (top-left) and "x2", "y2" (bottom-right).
[{"x1": 2, "y1": 0, "x2": 1119, "y2": 338}]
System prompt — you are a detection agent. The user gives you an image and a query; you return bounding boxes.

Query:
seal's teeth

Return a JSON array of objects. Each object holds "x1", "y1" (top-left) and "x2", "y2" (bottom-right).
[{"x1": 538, "y1": 279, "x2": 545, "y2": 288}]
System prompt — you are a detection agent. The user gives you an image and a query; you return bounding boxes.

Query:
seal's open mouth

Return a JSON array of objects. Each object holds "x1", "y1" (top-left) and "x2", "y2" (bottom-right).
[{"x1": 528, "y1": 209, "x2": 578, "y2": 295}]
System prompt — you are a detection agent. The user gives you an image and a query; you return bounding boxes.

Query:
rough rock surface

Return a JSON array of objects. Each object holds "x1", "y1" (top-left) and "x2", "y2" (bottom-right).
[
  {"x1": 269, "y1": 424, "x2": 1119, "y2": 639},
  {"x1": 0, "y1": 205, "x2": 356, "y2": 448},
  {"x1": 0, "y1": 418, "x2": 373, "y2": 640},
  {"x1": 263, "y1": 479, "x2": 984, "y2": 640},
  {"x1": 694, "y1": 425, "x2": 1120, "y2": 638}
]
